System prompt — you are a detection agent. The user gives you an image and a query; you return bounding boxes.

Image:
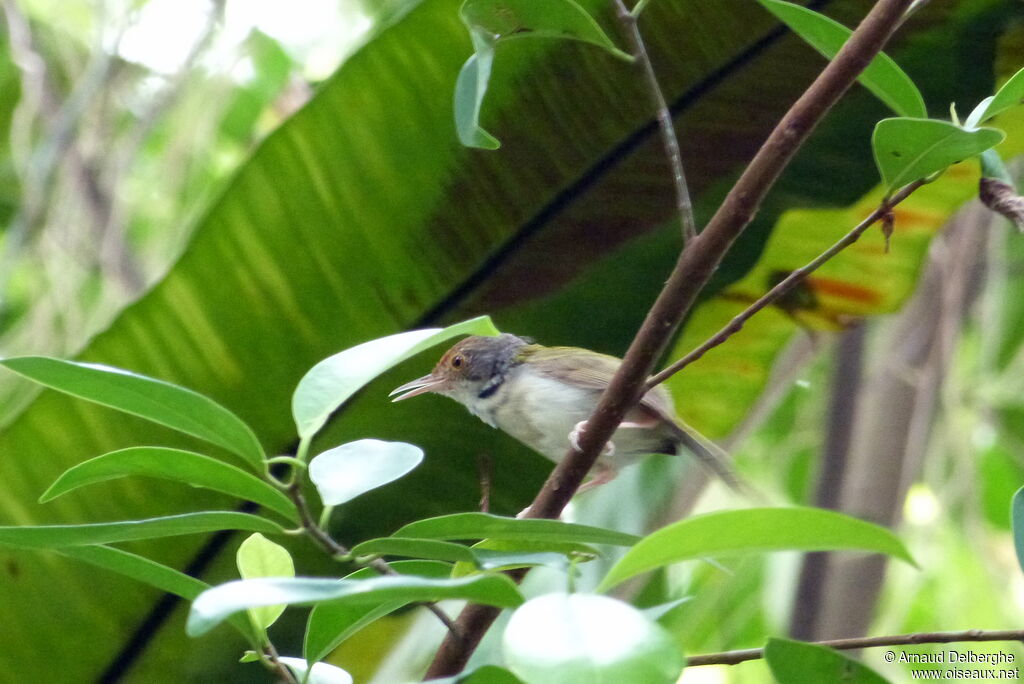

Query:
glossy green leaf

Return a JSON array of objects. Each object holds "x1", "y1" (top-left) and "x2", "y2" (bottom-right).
[
  {"x1": 350, "y1": 537, "x2": 477, "y2": 563},
  {"x1": 236, "y1": 533, "x2": 295, "y2": 631},
  {"x1": 454, "y1": 37, "x2": 500, "y2": 149},
  {"x1": 394, "y1": 512, "x2": 639, "y2": 546},
  {"x1": 1012, "y1": 486, "x2": 1024, "y2": 576},
  {"x1": 969, "y1": 65, "x2": 1024, "y2": 125},
  {"x1": 765, "y1": 638, "x2": 889, "y2": 683},
  {"x1": 460, "y1": 0, "x2": 629, "y2": 57},
  {"x1": 598, "y1": 507, "x2": 916, "y2": 590},
  {"x1": 188, "y1": 572, "x2": 522, "y2": 636},
  {"x1": 308, "y1": 439, "x2": 423, "y2": 506},
  {"x1": 452, "y1": 538, "x2": 596, "y2": 577},
  {"x1": 427, "y1": 665, "x2": 525, "y2": 684},
  {"x1": 965, "y1": 95, "x2": 995, "y2": 129},
  {"x1": 0, "y1": 357, "x2": 264, "y2": 471},
  {"x1": 454, "y1": 0, "x2": 631, "y2": 148},
  {"x1": 40, "y1": 447, "x2": 297, "y2": 523},
  {"x1": 304, "y1": 560, "x2": 451, "y2": 665},
  {"x1": 279, "y1": 658, "x2": 353, "y2": 684},
  {"x1": 503, "y1": 593, "x2": 684, "y2": 684},
  {"x1": 0, "y1": 512, "x2": 282, "y2": 548},
  {"x1": 292, "y1": 316, "x2": 500, "y2": 439},
  {"x1": 872, "y1": 117, "x2": 1004, "y2": 192},
  {"x1": 760, "y1": 0, "x2": 926, "y2": 118},
  {"x1": 57, "y1": 545, "x2": 259, "y2": 643}
]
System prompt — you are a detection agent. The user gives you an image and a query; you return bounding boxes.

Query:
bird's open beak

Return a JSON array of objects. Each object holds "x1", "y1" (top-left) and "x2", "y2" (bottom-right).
[{"x1": 389, "y1": 374, "x2": 446, "y2": 402}]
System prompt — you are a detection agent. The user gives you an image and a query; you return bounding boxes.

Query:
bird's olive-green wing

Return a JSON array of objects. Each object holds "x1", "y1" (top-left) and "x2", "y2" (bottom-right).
[{"x1": 520, "y1": 345, "x2": 677, "y2": 420}]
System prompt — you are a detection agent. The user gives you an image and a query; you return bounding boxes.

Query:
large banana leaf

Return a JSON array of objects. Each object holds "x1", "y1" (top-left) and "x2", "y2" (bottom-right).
[{"x1": 0, "y1": 0, "x2": 1017, "y2": 681}]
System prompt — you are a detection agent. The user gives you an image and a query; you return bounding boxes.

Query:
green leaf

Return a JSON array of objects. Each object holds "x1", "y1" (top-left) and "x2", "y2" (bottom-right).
[
  {"x1": 188, "y1": 572, "x2": 522, "y2": 636},
  {"x1": 460, "y1": 0, "x2": 629, "y2": 58},
  {"x1": 304, "y1": 560, "x2": 451, "y2": 665},
  {"x1": 278, "y1": 658, "x2": 353, "y2": 684},
  {"x1": 454, "y1": 37, "x2": 500, "y2": 149},
  {"x1": 871, "y1": 117, "x2": 1004, "y2": 192},
  {"x1": 56, "y1": 545, "x2": 259, "y2": 643},
  {"x1": 979, "y1": 148, "x2": 1014, "y2": 184},
  {"x1": 0, "y1": 512, "x2": 282, "y2": 548},
  {"x1": 291, "y1": 316, "x2": 500, "y2": 439},
  {"x1": 394, "y1": 512, "x2": 639, "y2": 547},
  {"x1": 969, "y1": 65, "x2": 1024, "y2": 125},
  {"x1": 764, "y1": 638, "x2": 890, "y2": 683},
  {"x1": 350, "y1": 537, "x2": 477, "y2": 564},
  {"x1": 598, "y1": 507, "x2": 916, "y2": 590},
  {"x1": 760, "y1": 0, "x2": 926, "y2": 118},
  {"x1": 1012, "y1": 487, "x2": 1024, "y2": 576},
  {"x1": 40, "y1": 447, "x2": 298, "y2": 523},
  {"x1": 454, "y1": 0, "x2": 631, "y2": 148},
  {"x1": 427, "y1": 665, "x2": 525, "y2": 684},
  {"x1": 503, "y1": 593, "x2": 684, "y2": 684},
  {"x1": 236, "y1": 533, "x2": 295, "y2": 631},
  {"x1": 308, "y1": 439, "x2": 423, "y2": 506},
  {"x1": 0, "y1": 357, "x2": 264, "y2": 471}
]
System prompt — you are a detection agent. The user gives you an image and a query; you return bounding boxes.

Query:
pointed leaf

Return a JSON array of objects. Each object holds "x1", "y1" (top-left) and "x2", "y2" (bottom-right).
[
  {"x1": 760, "y1": 0, "x2": 926, "y2": 118},
  {"x1": 237, "y1": 533, "x2": 295, "y2": 631},
  {"x1": 304, "y1": 560, "x2": 451, "y2": 665},
  {"x1": 598, "y1": 507, "x2": 916, "y2": 590},
  {"x1": 350, "y1": 537, "x2": 477, "y2": 564},
  {"x1": 40, "y1": 447, "x2": 297, "y2": 523},
  {"x1": 0, "y1": 357, "x2": 263, "y2": 471},
  {"x1": 57, "y1": 545, "x2": 259, "y2": 643},
  {"x1": 308, "y1": 439, "x2": 423, "y2": 506},
  {"x1": 765, "y1": 638, "x2": 889, "y2": 683},
  {"x1": 503, "y1": 593, "x2": 684, "y2": 684},
  {"x1": 394, "y1": 512, "x2": 639, "y2": 547},
  {"x1": 292, "y1": 317, "x2": 499, "y2": 439},
  {"x1": 872, "y1": 117, "x2": 1004, "y2": 192},
  {"x1": 460, "y1": 0, "x2": 630, "y2": 58},
  {"x1": 970, "y1": 65, "x2": 1024, "y2": 124},
  {"x1": 0, "y1": 512, "x2": 282, "y2": 548},
  {"x1": 454, "y1": 39, "x2": 500, "y2": 149},
  {"x1": 454, "y1": 0, "x2": 631, "y2": 148},
  {"x1": 187, "y1": 573, "x2": 523, "y2": 636}
]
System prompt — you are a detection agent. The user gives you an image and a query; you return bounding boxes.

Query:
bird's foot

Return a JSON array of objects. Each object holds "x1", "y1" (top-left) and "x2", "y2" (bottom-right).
[
  {"x1": 569, "y1": 420, "x2": 615, "y2": 456},
  {"x1": 576, "y1": 463, "x2": 618, "y2": 494}
]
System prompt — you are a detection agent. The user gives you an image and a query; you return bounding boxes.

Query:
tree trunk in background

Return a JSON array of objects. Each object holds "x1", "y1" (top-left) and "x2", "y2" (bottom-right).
[
  {"x1": 790, "y1": 322, "x2": 866, "y2": 640},
  {"x1": 795, "y1": 201, "x2": 992, "y2": 640}
]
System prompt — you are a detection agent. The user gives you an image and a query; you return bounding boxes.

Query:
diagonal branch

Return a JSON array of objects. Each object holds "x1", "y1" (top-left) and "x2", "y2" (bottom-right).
[
  {"x1": 645, "y1": 180, "x2": 925, "y2": 389},
  {"x1": 425, "y1": 0, "x2": 916, "y2": 677}
]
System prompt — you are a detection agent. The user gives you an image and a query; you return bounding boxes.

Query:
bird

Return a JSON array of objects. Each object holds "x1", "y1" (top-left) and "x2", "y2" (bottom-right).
[{"x1": 390, "y1": 333, "x2": 741, "y2": 493}]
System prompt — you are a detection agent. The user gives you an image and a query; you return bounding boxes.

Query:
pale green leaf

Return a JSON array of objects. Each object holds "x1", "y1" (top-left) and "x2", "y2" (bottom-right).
[
  {"x1": 765, "y1": 638, "x2": 890, "y2": 683},
  {"x1": 236, "y1": 533, "x2": 295, "y2": 631},
  {"x1": 308, "y1": 439, "x2": 423, "y2": 506}
]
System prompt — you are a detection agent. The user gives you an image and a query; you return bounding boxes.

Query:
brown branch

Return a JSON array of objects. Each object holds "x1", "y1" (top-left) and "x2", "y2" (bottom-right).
[
  {"x1": 424, "y1": 0, "x2": 916, "y2": 677},
  {"x1": 614, "y1": 0, "x2": 696, "y2": 242},
  {"x1": 687, "y1": 629, "x2": 1024, "y2": 667},
  {"x1": 285, "y1": 484, "x2": 462, "y2": 641},
  {"x1": 263, "y1": 641, "x2": 300, "y2": 684},
  {"x1": 645, "y1": 180, "x2": 924, "y2": 390}
]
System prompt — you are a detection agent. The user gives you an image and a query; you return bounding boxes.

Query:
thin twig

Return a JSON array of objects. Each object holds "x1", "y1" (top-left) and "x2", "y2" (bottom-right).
[
  {"x1": 645, "y1": 180, "x2": 925, "y2": 390},
  {"x1": 614, "y1": 0, "x2": 696, "y2": 242},
  {"x1": 425, "y1": 0, "x2": 916, "y2": 677},
  {"x1": 263, "y1": 641, "x2": 300, "y2": 684},
  {"x1": 687, "y1": 629, "x2": 1024, "y2": 667},
  {"x1": 285, "y1": 483, "x2": 463, "y2": 641}
]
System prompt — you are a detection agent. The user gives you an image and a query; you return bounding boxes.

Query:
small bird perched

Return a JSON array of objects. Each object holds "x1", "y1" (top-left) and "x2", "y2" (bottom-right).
[{"x1": 390, "y1": 333, "x2": 740, "y2": 493}]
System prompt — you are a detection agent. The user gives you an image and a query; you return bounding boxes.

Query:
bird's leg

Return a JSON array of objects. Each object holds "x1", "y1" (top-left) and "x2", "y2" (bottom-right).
[
  {"x1": 577, "y1": 462, "x2": 618, "y2": 494},
  {"x1": 569, "y1": 420, "x2": 616, "y2": 456}
]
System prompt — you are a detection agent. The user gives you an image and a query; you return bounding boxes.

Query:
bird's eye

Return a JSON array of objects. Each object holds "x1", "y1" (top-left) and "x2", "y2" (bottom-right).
[{"x1": 452, "y1": 355, "x2": 464, "y2": 368}]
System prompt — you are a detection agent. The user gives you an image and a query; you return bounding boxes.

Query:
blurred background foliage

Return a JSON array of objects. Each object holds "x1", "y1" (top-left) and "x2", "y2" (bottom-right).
[{"x1": 0, "y1": 0, "x2": 1022, "y2": 681}]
